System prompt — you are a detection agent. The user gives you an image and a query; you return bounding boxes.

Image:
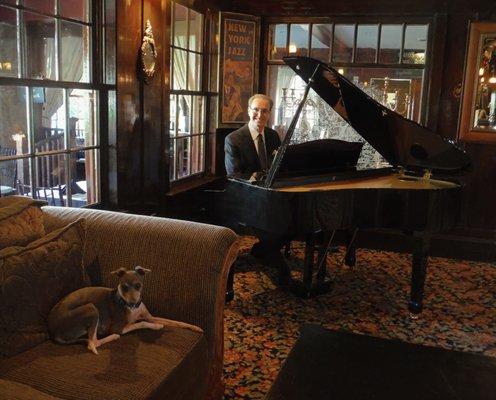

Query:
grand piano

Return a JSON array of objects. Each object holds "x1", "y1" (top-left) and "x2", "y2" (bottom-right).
[{"x1": 213, "y1": 56, "x2": 471, "y2": 315}]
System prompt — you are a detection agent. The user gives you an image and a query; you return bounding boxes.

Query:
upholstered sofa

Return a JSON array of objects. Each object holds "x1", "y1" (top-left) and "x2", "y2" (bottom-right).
[{"x1": 0, "y1": 197, "x2": 239, "y2": 400}]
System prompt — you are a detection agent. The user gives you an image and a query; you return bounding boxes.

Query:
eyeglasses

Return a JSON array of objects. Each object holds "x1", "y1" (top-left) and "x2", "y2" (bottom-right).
[{"x1": 249, "y1": 107, "x2": 271, "y2": 115}]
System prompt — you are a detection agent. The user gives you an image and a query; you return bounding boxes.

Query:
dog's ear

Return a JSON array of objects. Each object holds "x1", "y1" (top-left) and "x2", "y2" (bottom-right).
[
  {"x1": 110, "y1": 268, "x2": 127, "y2": 277},
  {"x1": 135, "y1": 266, "x2": 151, "y2": 276}
]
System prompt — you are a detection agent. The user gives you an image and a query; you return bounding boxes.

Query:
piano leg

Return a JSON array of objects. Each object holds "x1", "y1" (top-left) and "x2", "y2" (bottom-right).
[
  {"x1": 225, "y1": 263, "x2": 235, "y2": 303},
  {"x1": 302, "y1": 234, "x2": 316, "y2": 293},
  {"x1": 344, "y1": 228, "x2": 358, "y2": 267},
  {"x1": 291, "y1": 232, "x2": 333, "y2": 299},
  {"x1": 409, "y1": 232, "x2": 431, "y2": 316}
]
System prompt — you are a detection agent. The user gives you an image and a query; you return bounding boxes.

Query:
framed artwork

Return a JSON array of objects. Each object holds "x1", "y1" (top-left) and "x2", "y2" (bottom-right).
[
  {"x1": 459, "y1": 22, "x2": 496, "y2": 143},
  {"x1": 219, "y1": 12, "x2": 260, "y2": 126}
]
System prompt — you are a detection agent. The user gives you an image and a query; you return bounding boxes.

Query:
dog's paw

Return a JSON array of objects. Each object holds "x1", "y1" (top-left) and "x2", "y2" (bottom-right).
[
  {"x1": 87, "y1": 342, "x2": 99, "y2": 355},
  {"x1": 184, "y1": 324, "x2": 203, "y2": 333}
]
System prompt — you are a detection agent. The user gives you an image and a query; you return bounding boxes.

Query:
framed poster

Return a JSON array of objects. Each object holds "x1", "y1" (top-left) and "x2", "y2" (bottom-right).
[
  {"x1": 459, "y1": 22, "x2": 496, "y2": 143},
  {"x1": 219, "y1": 12, "x2": 260, "y2": 126}
]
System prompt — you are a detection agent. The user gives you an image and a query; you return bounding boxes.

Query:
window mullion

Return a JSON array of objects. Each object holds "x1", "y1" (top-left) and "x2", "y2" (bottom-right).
[
  {"x1": 64, "y1": 88, "x2": 72, "y2": 206},
  {"x1": 55, "y1": 8, "x2": 61, "y2": 81},
  {"x1": 186, "y1": 8, "x2": 190, "y2": 91},
  {"x1": 27, "y1": 88, "x2": 36, "y2": 197},
  {"x1": 188, "y1": 95, "x2": 193, "y2": 175}
]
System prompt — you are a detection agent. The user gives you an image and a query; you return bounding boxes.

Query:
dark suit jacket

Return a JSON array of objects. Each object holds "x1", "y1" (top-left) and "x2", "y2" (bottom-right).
[{"x1": 224, "y1": 124, "x2": 281, "y2": 176}]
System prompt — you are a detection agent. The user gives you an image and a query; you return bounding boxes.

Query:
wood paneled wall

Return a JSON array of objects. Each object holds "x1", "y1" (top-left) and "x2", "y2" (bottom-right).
[{"x1": 115, "y1": 0, "x2": 168, "y2": 213}]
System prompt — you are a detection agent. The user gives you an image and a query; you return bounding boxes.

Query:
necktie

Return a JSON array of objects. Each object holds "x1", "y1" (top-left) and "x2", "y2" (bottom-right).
[{"x1": 257, "y1": 133, "x2": 268, "y2": 170}]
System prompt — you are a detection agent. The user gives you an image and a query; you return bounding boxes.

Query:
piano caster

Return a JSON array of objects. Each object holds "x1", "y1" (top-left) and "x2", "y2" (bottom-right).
[
  {"x1": 408, "y1": 301, "x2": 422, "y2": 318},
  {"x1": 344, "y1": 254, "x2": 356, "y2": 267},
  {"x1": 225, "y1": 289, "x2": 235, "y2": 303}
]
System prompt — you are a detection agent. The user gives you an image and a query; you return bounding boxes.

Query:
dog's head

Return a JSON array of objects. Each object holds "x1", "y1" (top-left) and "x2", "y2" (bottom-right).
[{"x1": 111, "y1": 266, "x2": 150, "y2": 308}]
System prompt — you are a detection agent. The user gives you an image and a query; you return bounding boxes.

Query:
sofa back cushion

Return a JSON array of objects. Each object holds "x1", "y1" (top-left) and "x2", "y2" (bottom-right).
[
  {"x1": 0, "y1": 196, "x2": 46, "y2": 250},
  {"x1": 0, "y1": 219, "x2": 86, "y2": 357}
]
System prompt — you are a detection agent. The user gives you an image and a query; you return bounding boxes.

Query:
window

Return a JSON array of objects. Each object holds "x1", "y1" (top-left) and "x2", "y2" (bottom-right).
[
  {"x1": 0, "y1": 0, "x2": 115, "y2": 206},
  {"x1": 170, "y1": 2, "x2": 206, "y2": 181},
  {"x1": 266, "y1": 21, "x2": 429, "y2": 168}
]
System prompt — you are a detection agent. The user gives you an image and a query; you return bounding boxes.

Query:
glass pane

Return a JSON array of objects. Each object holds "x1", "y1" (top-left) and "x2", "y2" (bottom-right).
[
  {"x1": 289, "y1": 24, "x2": 309, "y2": 56},
  {"x1": 71, "y1": 149, "x2": 98, "y2": 206},
  {"x1": 0, "y1": 86, "x2": 28, "y2": 155},
  {"x1": 190, "y1": 134, "x2": 204, "y2": 175},
  {"x1": 60, "y1": 21, "x2": 90, "y2": 82},
  {"x1": 188, "y1": 52, "x2": 201, "y2": 91},
  {"x1": 170, "y1": 94, "x2": 177, "y2": 137},
  {"x1": 267, "y1": 65, "x2": 305, "y2": 134},
  {"x1": 0, "y1": 6, "x2": 18, "y2": 78},
  {"x1": 1, "y1": 0, "x2": 17, "y2": 5},
  {"x1": 310, "y1": 24, "x2": 331, "y2": 62},
  {"x1": 172, "y1": 48, "x2": 187, "y2": 90},
  {"x1": 403, "y1": 25, "x2": 428, "y2": 64},
  {"x1": 333, "y1": 24, "x2": 355, "y2": 63},
  {"x1": 177, "y1": 95, "x2": 191, "y2": 136},
  {"x1": 105, "y1": 0, "x2": 116, "y2": 84},
  {"x1": 344, "y1": 67, "x2": 424, "y2": 122},
  {"x1": 173, "y1": 3, "x2": 188, "y2": 49},
  {"x1": 175, "y1": 136, "x2": 190, "y2": 178},
  {"x1": 60, "y1": 0, "x2": 90, "y2": 23},
  {"x1": 191, "y1": 96, "x2": 204, "y2": 133},
  {"x1": 24, "y1": 12, "x2": 56, "y2": 80},
  {"x1": 379, "y1": 25, "x2": 402, "y2": 64},
  {"x1": 208, "y1": 17, "x2": 218, "y2": 91},
  {"x1": 32, "y1": 87, "x2": 65, "y2": 152},
  {"x1": 356, "y1": 25, "x2": 378, "y2": 63},
  {"x1": 189, "y1": 9, "x2": 203, "y2": 53},
  {"x1": 68, "y1": 89, "x2": 96, "y2": 148},
  {"x1": 0, "y1": 157, "x2": 31, "y2": 198},
  {"x1": 34, "y1": 154, "x2": 67, "y2": 206},
  {"x1": 24, "y1": 0, "x2": 55, "y2": 15},
  {"x1": 268, "y1": 24, "x2": 287, "y2": 60},
  {"x1": 208, "y1": 95, "x2": 218, "y2": 133}
]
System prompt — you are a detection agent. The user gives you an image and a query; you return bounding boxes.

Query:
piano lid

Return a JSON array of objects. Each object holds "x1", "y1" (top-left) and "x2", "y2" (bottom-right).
[{"x1": 283, "y1": 56, "x2": 471, "y2": 173}]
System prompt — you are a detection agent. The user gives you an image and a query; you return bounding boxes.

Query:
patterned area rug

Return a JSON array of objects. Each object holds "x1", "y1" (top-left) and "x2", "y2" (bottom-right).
[{"x1": 223, "y1": 236, "x2": 496, "y2": 399}]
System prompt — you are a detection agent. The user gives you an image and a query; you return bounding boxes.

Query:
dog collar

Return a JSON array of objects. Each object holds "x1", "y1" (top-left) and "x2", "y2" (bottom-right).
[{"x1": 114, "y1": 290, "x2": 142, "y2": 309}]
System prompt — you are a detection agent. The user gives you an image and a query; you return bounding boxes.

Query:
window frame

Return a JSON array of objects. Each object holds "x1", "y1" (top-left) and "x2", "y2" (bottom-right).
[
  {"x1": 263, "y1": 15, "x2": 441, "y2": 126},
  {"x1": 169, "y1": 2, "x2": 208, "y2": 183},
  {"x1": 0, "y1": 0, "x2": 115, "y2": 207}
]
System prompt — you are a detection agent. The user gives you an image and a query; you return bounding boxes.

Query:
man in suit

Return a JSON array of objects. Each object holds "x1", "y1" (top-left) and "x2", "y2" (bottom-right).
[
  {"x1": 224, "y1": 94, "x2": 291, "y2": 286},
  {"x1": 225, "y1": 94, "x2": 281, "y2": 177}
]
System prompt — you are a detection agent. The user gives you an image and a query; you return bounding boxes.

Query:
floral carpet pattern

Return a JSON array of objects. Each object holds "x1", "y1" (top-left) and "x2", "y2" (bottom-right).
[{"x1": 223, "y1": 236, "x2": 496, "y2": 399}]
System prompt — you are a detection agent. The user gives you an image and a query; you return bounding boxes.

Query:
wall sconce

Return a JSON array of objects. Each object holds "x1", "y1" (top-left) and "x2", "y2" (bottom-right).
[
  {"x1": 288, "y1": 43, "x2": 297, "y2": 53},
  {"x1": 338, "y1": 68, "x2": 344, "y2": 74}
]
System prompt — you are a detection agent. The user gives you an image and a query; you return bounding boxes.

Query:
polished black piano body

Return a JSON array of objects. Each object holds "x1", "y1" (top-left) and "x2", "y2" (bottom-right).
[{"x1": 214, "y1": 57, "x2": 471, "y2": 314}]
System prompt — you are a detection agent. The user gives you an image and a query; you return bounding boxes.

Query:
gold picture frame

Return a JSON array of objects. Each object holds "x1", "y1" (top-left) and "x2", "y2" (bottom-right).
[{"x1": 459, "y1": 22, "x2": 496, "y2": 143}]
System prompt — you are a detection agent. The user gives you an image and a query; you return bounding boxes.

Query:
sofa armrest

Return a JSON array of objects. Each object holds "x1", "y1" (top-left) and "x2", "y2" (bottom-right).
[{"x1": 43, "y1": 207, "x2": 239, "y2": 399}]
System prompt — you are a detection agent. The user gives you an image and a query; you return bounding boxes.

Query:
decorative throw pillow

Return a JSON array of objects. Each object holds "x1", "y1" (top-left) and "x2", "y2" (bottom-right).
[
  {"x1": 0, "y1": 196, "x2": 47, "y2": 250},
  {"x1": 0, "y1": 218, "x2": 86, "y2": 357}
]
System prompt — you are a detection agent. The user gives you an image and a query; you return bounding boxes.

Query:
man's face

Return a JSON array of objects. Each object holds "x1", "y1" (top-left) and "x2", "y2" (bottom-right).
[{"x1": 248, "y1": 97, "x2": 271, "y2": 132}]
